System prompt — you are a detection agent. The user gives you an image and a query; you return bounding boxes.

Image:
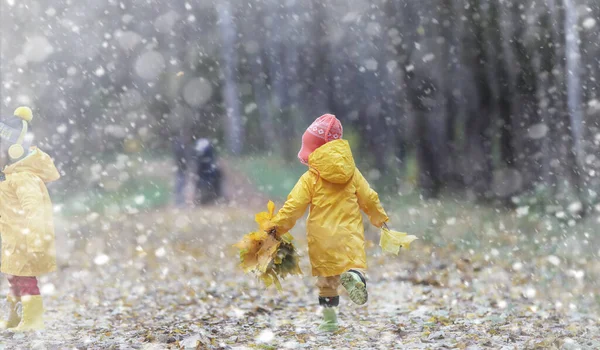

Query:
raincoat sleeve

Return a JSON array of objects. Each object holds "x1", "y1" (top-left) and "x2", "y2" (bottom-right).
[
  {"x1": 270, "y1": 172, "x2": 313, "y2": 236},
  {"x1": 13, "y1": 173, "x2": 46, "y2": 252},
  {"x1": 354, "y1": 169, "x2": 389, "y2": 227}
]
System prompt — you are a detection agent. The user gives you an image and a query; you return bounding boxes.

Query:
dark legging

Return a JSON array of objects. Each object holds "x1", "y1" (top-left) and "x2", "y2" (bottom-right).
[{"x1": 7, "y1": 275, "x2": 40, "y2": 296}]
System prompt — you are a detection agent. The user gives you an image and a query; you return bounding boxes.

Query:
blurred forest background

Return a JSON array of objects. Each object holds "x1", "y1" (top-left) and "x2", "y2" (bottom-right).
[{"x1": 2, "y1": 0, "x2": 600, "y2": 217}]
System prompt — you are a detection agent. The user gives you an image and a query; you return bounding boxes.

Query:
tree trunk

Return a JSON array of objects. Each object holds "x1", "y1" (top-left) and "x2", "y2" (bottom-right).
[
  {"x1": 563, "y1": 0, "x2": 587, "y2": 213},
  {"x1": 216, "y1": 0, "x2": 243, "y2": 155},
  {"x1": 247, "y1": 8, "x2": 277, "y2": 152}
]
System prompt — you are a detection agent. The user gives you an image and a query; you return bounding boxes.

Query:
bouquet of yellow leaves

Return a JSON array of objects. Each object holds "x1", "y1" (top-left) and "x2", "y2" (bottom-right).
[{"x1": 234, "y1": 201, "x2": 302, "y2": 290}]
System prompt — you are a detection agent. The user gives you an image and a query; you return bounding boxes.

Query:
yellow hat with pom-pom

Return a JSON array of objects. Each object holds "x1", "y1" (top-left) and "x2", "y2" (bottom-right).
[{"x1": 3, "y1": 107, "x2": 32, "y2": 160}]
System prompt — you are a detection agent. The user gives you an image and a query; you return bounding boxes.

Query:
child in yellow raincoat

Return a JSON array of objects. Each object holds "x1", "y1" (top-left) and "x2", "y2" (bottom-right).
[
  {"x1": 0, "y1": 107, "x2": 60, "y2": 331},
  {"x1": 267, "y1": 114, "x2": 389, "y2": 332}
]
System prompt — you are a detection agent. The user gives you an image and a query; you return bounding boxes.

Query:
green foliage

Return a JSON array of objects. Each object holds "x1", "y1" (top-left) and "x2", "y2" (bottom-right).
[
  {"x1": 230, "y1": 155, "x2": 307, "y2": 199},
  {"x1": 56, "y1": 177, "x2": 170, "y2": 217}
]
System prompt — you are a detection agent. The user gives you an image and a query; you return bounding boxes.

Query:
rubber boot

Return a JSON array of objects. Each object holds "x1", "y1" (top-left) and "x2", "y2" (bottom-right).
[
  {"x1": 0, "y1": 295, "x2": 20, "y2": 330},
  {"x1": 318, "y1": 307, "x2": 339, "y2": 333},
  {"x1": 317, "y1": 296, "x2": 339, "y2": 333},
  {"x1": 341, "y1": 270, "x2": 368, "y2": 305},
  {"x1": 11, "y1": 295, "x2": 44, "y2": 332}
]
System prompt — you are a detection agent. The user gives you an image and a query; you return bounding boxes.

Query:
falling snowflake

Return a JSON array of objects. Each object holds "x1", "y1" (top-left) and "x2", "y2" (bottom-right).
[
  {"x1": 422, "y1": 53, "x2": 435, "y2": 63},
  {"x1": 57, "y1": 124, "x2": 68, "y2": 134},
  {"x1": 245, "y1": 103, "x2": 258, "y2": 114},
  {"x1": 94, "y1": 66, "x2": 106, "y2": 77},
  {"x1": 155, "y1": 247, "x2": 166, "y2": 258},
  {"x1": 41, "y1": 283, "x2": 56, "y2": 295},
  {"x1": 386, "y1": 60, "x2": 398, "y2": 72},
  {"x1": 94, "y1": 254, "x2": 110, "y2": 266},
  {"x1": 547, "y1": 255, "x2": 560, "y2": 266},
  {"x1": 134, "y1": 195, "x2": 146, "y2": 205},
  {"x1": 516, "y1": 206, "x2": 529, "y2": 217},
  {"x1": 524, "y1": 287, "x2": 537, "y2": 299},
  {"x1": 365, "y1": 58, "x2": 378, "y2": 71},
  {"x1": 583, "y1": 18, "x2": 596, "y2": 29},
  {"x1": 567, "y1": 202, "x2": 582, "y2": 213},
  {"x1": 527, "y1": 123, "x2": 549, "y2": 139}
]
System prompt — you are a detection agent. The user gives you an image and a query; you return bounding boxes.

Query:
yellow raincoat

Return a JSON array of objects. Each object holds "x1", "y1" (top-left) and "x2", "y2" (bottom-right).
[
  {"x1": 0, "y1": 147, "x2": 60, "y2": 276},
  {"x1": 270, "y1": 140, "x2": 388, "y2": 277}
]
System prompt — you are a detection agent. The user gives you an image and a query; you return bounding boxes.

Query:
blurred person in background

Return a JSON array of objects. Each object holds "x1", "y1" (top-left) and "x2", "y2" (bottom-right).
[{"x1": 192, "y1": 138, "x2": 222, "y2": 205}]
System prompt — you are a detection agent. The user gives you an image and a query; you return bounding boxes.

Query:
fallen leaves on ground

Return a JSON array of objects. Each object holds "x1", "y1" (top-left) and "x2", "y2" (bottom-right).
[{"x1": 0, "y1": 204, "x2": 597, "y2": 349}]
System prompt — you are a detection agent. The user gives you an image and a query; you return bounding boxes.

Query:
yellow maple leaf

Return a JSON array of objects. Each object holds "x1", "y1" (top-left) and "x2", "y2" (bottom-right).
[
  {"x1": 259, "y1": 270, "x2": 283, "y2": 291},
  {"x1": 255, "y1": 200, "x2": 276, "y2": 232},
  {"x1": 233, "y1": 231, "x2": 268, "y2": 273},
  {"x1": 256, "y1": 235, "x2": 281, "y2": 273},
  {"x1": 380, "y1": 227, "x2": 418, "y2": 255},
  {"x1": 248, "y1": 231, "x2": 268, "y2": 241}
]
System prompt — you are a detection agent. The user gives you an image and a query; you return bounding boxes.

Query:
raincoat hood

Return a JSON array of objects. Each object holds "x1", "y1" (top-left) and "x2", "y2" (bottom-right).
[
  {"x1": 308, "y1": 139, "x2": 355, "y2": 184},
  {"x1": 3, "y1": 147, "x2": 60, "y2": 183}
]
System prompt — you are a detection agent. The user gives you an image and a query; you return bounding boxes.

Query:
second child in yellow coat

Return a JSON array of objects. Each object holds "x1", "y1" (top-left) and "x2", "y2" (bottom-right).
[
  {"x1": 268, "y1": 114, "x2": 389, "y2": 333},
  {"x1": 0, "y1": 108, "x2": 60, "y2": 332}
]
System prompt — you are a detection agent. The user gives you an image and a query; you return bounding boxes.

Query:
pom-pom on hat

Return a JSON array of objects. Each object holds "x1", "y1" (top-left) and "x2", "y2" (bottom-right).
[
  {"x1": 298, "y1": 114, "x2": 343, "y2": 165},
  {"x1": 13, "y1": 107, "x2": 33, "y2": 122}
]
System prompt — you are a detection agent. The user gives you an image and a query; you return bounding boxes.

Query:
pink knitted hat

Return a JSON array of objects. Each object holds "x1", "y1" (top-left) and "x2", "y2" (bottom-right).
[{"x1": 298, "y1": 114, "x2": 343, "y2": 164}]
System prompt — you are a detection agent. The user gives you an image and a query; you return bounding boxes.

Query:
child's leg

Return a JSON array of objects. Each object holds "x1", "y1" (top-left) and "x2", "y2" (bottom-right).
[
  {"x1": 18, "y1": 277, "x2": 40, "y2": 296},
  {"x1": 10, "y1": 276, "x2": 44, "y2": 331},
  {"x1": 316, "y1": 275, "x2": 340, "y2": 305},
  {"x1": 315, "y1": 276, "x2": 340, "y2": 332},
  {"x1": 1, "y1": 276, "x2": 21, "y2": 329},
  {"x1": 341, "y1": 269, "x2": 368, "y2": 305},
  {"x1": 352, "y1": 269, "x2": 367, "y2": 280}
]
